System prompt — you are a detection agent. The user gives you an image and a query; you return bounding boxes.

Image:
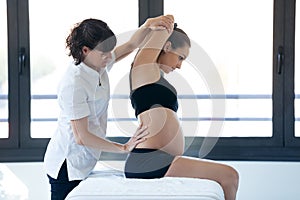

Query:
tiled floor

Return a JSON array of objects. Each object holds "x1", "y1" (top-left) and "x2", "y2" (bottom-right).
[{"x1": 0, "y1": 164, "x2": 28, "y2": 200}]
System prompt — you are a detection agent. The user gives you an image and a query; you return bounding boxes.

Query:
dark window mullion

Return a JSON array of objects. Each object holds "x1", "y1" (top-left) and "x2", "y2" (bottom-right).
[
  {"x1": 138, "y1": 0, "x2": 163, "y2": 26},
  {"x1": 272, "y1": 0, "x2": 285, "y2": 145},
  {"x1": 17, "y1": 0, "x2": 31, "y2": 147},
  {"x1": 284, "y1": 0, "x2": 298, "y2": 146}
]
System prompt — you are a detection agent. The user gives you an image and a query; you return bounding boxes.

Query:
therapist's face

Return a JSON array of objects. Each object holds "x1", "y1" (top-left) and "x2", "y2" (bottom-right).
[{"x1": 82, "y1": 46, "x2": 112, "y2": 72}]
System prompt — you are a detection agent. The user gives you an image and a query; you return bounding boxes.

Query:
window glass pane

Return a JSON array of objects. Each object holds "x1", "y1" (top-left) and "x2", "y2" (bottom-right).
[
  {"x1": 29, "y1": 0, "x2": 138, "y2": 138},
  {"x1": 295, "y1": 1, "x2": 300, "y2": 137},
  {"x1": 165, "y1": 0, "x2": 273, "y2": 137},
  {"x1": 0, "y1": 0, "x2": 8, "y2": 139}
]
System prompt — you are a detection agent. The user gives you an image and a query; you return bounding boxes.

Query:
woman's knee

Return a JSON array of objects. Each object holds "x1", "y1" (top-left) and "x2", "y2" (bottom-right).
[{"x1": 222, "y1": 165, "x2": 239, "y2": 189}]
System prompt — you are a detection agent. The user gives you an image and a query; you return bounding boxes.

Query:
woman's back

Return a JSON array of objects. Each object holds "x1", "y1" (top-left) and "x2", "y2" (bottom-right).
[{"x1": 130, "y1": 64, "x2": 184, "y2": 156}]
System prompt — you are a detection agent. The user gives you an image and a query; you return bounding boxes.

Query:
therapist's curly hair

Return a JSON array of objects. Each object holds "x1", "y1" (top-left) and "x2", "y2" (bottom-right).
[{"x1": 66, "y1": 18, "x2": 117, "y2": 65}]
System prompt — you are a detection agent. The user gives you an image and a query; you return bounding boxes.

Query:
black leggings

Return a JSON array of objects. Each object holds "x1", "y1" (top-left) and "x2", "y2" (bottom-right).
[
  {"x1": 47, "y1": 160, "x2": 81, "y2": 200},
  {"x1": 125, "y1": 148, "x2": 175, "y2": 179}
]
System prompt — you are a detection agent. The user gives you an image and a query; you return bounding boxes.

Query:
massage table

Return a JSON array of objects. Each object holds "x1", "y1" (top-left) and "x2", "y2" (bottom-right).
[{"x1": 65, "y1": 161, "x2": 224, "y2": 200}]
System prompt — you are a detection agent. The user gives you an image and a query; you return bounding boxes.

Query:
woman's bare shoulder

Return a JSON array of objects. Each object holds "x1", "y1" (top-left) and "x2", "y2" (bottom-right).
[{"x1": 131, "y1": 64, "x2": 161, "y2": 90}]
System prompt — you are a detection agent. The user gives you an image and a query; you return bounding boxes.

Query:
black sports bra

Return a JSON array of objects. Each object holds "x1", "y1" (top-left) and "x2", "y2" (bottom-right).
[{"x1": 129, "y1": 69, "x2": 178, "y2": 117}]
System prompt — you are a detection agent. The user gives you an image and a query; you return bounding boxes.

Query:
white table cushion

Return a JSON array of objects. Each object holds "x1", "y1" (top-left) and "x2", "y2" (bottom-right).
[{"x1": 66, "y1": 162, "x2": 224, "y2": 200}]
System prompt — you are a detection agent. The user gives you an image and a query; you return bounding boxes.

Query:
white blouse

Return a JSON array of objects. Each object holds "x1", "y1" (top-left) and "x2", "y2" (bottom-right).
[{"x1": 44, "y1": 53, "x2": 115, "y2": 181}]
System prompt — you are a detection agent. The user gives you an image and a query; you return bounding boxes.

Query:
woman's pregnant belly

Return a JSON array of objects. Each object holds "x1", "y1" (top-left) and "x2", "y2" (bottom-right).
[{"x1": 135, "y1": 107, "x2": 184, "y2": 156}]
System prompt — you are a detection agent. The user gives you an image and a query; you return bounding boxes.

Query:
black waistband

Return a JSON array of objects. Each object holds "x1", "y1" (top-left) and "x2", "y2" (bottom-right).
[{"x1": 131, "y1": 148, "x2": 159, "y2": 153}]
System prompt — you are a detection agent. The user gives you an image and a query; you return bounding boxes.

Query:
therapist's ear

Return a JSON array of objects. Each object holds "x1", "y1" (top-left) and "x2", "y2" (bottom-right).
[{"x1": 82, "y1": 46, "x2": 90, "y2": 56}]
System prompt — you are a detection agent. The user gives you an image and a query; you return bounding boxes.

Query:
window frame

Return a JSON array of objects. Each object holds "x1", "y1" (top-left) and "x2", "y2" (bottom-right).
[
  {"x1": 1, "y1": 0, "x2": 299, "y2": 162},
  {"x1": 284, "y1": 0, "x2": 300, "y2": 147}
]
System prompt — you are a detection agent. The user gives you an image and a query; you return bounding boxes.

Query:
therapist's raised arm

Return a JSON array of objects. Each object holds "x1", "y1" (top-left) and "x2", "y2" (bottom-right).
[{"x1": 113, "y1": 14, "x2": 174, "y2": 62}]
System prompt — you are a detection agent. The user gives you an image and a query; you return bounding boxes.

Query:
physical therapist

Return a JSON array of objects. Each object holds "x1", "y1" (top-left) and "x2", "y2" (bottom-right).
[{"x1": 44, "y1": 15, "x2": 174, "y2": 200}]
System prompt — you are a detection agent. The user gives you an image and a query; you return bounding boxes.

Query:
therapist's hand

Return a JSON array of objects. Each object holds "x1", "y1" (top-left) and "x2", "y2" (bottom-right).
[{"x1": 123, "y1": 124, "x2": 149, "y2": 152}]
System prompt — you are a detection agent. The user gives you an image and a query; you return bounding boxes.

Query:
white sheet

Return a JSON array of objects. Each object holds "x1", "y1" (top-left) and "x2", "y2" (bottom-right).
[{"x1": 66, "y1": 162, "x2": 224, "y2": 200}]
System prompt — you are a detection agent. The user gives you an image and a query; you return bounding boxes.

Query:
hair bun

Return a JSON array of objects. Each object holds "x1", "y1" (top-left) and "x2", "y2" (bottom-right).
[{"x1": 174, "y1": 23, "x2": 178, "y2": 29}]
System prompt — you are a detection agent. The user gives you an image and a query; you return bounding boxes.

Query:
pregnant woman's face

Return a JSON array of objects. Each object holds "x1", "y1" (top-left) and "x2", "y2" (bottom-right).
[{"x1": 158, "y1": 42, "x2": 189, "y2": 74}]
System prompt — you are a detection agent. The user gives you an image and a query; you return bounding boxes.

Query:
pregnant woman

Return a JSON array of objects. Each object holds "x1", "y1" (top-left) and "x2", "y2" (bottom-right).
[{"x1": 124, "y1": 15, "x2": 239, "y2": 200}]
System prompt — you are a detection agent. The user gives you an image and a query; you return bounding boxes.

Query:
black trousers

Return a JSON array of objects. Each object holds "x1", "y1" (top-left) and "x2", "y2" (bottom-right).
[
  {"x1": 47, "y1": 160, "x2": 81, "y2": 200},
  {"x1": 125, "y1": 148, "x2": 175, "y2": 179}
]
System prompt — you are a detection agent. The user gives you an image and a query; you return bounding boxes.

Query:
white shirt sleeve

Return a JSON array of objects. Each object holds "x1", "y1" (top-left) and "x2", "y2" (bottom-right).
[{"x1": 59, "y1": 84, "x2": 90, "y2": 120}]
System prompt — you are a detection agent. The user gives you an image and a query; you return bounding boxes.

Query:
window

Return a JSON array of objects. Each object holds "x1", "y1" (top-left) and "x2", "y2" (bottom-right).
[
  {"x1": 0, "y1": 0, "x2": 8, "y2": 139},
  {"x1": 295, "y1": 0, "x2": 299, "y2": 137},
  {"x1": 1, "y1": 0, "x2": 299, "y2": 161},
  {"x1": 28, "y1": 0, "x2": 138, "y2": 138},
  {"x1": 163, "y1": 0, "x2": 300, "y2": 159},
  {"x1": 164, "y1": 0, "x2": 273, "y2": 138}
]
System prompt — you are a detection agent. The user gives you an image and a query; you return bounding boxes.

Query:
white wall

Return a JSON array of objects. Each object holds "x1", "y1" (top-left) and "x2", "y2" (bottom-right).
[
  {"x1": 2, "y1": 161, "x2": 300, "y2": 200},
  {"x1": 228, "y1": 161, "x2": 300, "y2": 200}
]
